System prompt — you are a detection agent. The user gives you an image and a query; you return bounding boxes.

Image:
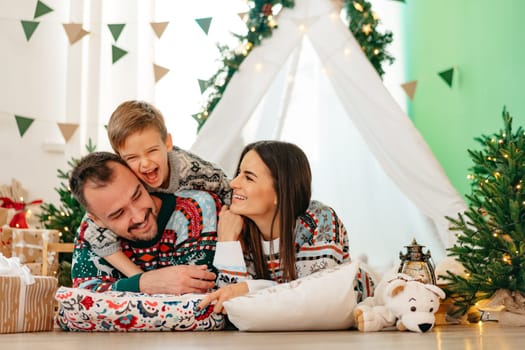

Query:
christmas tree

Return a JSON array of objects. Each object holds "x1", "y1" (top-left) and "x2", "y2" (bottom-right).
[
  {"x1": 39, "y1": 139, "x2": 96, "y2": 285},
  {"x1": 443, "y1": 108, "x2": 525, "y2": 315}
]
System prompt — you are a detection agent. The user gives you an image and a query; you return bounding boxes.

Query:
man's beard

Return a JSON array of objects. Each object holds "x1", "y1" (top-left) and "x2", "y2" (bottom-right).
[{"x1": 127, "y1": 208, "x2": 156, "y2": 241}]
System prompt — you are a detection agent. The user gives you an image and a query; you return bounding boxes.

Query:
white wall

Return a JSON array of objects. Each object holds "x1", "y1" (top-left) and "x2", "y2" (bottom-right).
[
  {"x1": 0, "y1": 2, "x2": 72, "y2": 204},
  {"x1": 0, "y1": 0, "x2": 247, "y2": 206}
]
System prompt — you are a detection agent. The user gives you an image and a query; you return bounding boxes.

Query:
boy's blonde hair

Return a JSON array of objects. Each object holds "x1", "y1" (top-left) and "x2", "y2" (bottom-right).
[{"x1": 107, "y1": 100, "x2": 168, "y2": 153}]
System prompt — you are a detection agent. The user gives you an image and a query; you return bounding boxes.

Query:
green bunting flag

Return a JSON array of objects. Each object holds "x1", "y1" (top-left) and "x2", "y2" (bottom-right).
[
  {"x1": 15, "y1": 115, "x2": 35, "y2": 137},
  {"x1": 195, "y1": 18, "x2": 212, "y2": 35},
  {"x1": 34, "y1": 0, "x2": 53, "y2": 19},
  {"x1": 108, "y1": 23, "x2": 126, "y2": 41},
  {"x1": 438, "y1": 67, "x2": 454, "y2": 88},
  {"x1": 112, "y1": 45, "x2": 128, "y2": 64},
  {"x1": 198, "y1": 79, "x2": 208, "y2": 94},
  {"x1": 21, "y1": 20, "x2": 39, "y2": 41}
]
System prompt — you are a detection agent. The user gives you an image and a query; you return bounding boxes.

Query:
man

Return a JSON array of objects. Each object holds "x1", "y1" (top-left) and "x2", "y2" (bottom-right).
[{"x1": 69, "y1": 151, "x2": 219, "y2": 294}]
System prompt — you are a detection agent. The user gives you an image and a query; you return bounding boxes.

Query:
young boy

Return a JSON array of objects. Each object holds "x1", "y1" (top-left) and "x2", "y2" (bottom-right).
[{"x1": 82, "y1": 100, "x2": 231, "y2": 277}]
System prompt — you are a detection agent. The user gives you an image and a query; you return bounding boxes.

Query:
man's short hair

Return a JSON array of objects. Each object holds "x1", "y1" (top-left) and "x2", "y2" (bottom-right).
[{"x1": 69, "y1": 152, "x2": 129, "y2": 210}]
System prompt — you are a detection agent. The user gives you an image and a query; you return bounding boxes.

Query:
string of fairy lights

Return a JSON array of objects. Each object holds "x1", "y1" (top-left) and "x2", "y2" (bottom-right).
[{"x1": 192, "y1": 0, "x2": 396, "y2": 130}]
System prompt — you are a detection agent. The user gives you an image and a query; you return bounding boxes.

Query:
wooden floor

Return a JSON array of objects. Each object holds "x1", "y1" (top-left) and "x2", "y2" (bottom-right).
[{"x1": 1, "y1": 323, "x2": 523, "y2": 350}]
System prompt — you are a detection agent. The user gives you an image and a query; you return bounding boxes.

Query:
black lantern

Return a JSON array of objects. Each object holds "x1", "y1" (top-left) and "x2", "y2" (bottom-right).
[{"x1": 398, "y1": 238, "x2": 436, "y2": 285}]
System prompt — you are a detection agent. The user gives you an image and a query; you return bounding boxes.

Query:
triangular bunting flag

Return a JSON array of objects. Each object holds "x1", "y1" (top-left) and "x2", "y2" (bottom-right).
[
  {"x1": 108, "y1": 23, "x2": 126, "y2": 41},
  {"x1": 57, "y1": 123, "x2": 79, "y2": 142},
  {"x1": 195, "y1": 17, "x2": 212, "y2": 35},
  {"x1": 21, "y1": 20, "x2": 39, "y2": 41},
  {"x1": 34, "y1": 0, "x2": 53, "y2": 19},
  {"x1": 438, "y1": 67, "x2": 454, "y2": 88},
  {"x1": 63, "y1": 23, "x2": 90, "y2": 45},
  {"x1": 14, "y1": 115, "x2": 34, "y2": 137},
  {"x1": 198, "y1": 79, "x2": 208, "y2": 94},
  {"x1": 153, "y1": 64, "x2": 170, "y2": 83},
  {"x1": 112, "y1": 45, "x2": 128, "y2": 64},
  {"x1": 238, "y1": 12, "x2": 248, "y2": 23},
  {"x1": 150, "y1": 22, "x2": 169, "y2": 39},
  {"x1": 401, "y1": 80, "x2": 418, "y2": 101}
]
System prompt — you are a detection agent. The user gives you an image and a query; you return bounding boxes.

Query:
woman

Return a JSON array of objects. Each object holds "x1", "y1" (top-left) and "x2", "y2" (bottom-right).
[{"x1": 198, "y1": 140, "x2": 374, "y2": 313}]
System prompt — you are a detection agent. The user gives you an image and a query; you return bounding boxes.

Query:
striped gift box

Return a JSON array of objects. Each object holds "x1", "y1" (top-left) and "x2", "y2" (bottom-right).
[{"x1": 0, "y1": 275, "x2": 58, "y2": 333}]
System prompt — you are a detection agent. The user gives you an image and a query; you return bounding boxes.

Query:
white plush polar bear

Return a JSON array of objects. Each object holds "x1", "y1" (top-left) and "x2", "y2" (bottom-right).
[{"x1": 353, "y1": 273, "x2": 446, "y2": 333}]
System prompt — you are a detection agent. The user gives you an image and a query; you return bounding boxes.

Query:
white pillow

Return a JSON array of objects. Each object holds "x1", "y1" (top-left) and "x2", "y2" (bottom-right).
[{"x1": 223, "y1": 261, "x2": 360, "y2": 331}]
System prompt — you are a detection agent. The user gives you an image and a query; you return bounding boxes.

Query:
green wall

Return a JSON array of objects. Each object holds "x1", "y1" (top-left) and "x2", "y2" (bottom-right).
[{"x1": 401, "y1": 0, "x2": 525, "y2": 198}]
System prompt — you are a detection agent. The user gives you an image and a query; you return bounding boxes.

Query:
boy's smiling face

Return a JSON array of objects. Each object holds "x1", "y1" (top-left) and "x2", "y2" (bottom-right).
[{"x1": 118, "y1": 126, "x2": 173, "y2": 189}]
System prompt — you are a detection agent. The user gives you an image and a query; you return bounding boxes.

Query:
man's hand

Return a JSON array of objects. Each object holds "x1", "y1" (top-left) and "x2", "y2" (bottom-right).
[
  {"x1": 139, "y1": 265, "x2": 216, "y2": 295},
  {"x1": 197, "y1": 282, "x2": 249, "y2": 314},
  {"x1": 217, "y1": 205, "x2": 244, "y2": 242}
]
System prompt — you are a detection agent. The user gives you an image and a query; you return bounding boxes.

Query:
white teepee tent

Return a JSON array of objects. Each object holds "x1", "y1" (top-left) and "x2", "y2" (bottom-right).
[{"x1": 190, "y1": 0, "x2": 467, "y2": 270}]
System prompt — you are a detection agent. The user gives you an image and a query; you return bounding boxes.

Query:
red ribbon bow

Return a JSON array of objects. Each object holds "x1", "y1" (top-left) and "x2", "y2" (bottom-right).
[{"x1": 0, "y1": 197, "x2": 43, "y2": 228}]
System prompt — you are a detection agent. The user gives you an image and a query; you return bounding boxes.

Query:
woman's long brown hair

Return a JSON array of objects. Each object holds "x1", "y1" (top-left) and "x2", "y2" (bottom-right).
[{"x1": 237, "y1": 140, "x2": 311, "y2": 282}]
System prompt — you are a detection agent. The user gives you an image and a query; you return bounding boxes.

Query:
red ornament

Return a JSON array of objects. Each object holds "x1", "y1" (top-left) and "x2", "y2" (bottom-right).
[{"x1": 262, "y1": 4, "x2": 272, "y2": 16}]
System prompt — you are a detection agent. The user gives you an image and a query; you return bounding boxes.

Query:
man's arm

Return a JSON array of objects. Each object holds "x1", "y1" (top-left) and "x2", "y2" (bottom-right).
[{"x1": 72, "y1": 242, "x2": 216, "y2": 294}]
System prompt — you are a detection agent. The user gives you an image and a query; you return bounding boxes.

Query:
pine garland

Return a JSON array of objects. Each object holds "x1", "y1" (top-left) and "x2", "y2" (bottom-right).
[
  {"x1": 443, "y1": 108, "x2": 525, "y2": 315},
  {"x1": 193, "y1": 0, "x2": 394, "y2": 131}
]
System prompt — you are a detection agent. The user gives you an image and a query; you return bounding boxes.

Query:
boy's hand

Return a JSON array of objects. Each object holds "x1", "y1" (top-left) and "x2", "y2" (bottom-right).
[
  {"x1": 139, "y1": 265, "x2": 216, "y2": 295},
  {"x1": 217, "y1": 205, "x2": 244, "y2": 242}
]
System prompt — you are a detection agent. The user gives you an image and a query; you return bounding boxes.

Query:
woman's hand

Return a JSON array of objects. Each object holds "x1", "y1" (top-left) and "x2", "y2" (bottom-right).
[
  {"x1": 217, "y1": 205, "x2": 244, "y2": 242},
  {"x1": 197, "y1": 282, "x2": 249, "y2": 314}
]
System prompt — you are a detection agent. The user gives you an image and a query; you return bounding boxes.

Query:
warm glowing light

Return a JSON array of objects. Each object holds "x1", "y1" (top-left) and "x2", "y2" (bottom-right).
[
  {"x1": 255, "y1": 63, "x2": 263, "y2": 71},
  {"x1": 298, "y1": 24, "x2": 306, "y2": 32},
  {"x1": 372, "y1": 12, "x2": 379, "y2": 20},
  {"x1": 373, "y1": 48, "x2": 380, "y2": 55},
  {"x1": 493, "y1": 232, "x2": 498, "y2": 237},
  {"x1": 362, "y1": 24, "x2": 372, "y2": 35},
  {"x1": 353, "y1": 2, "x2": 364, "y2": 12},
  {"x1": 344, "y1": 47, "x2": 351, "y2": 56},
  {"x1": 494, "y1": 172, "x2": 501, "y2": 179}
]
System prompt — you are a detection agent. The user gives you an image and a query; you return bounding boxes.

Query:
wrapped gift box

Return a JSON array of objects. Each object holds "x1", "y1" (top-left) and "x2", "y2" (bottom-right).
[
  {"x1": 4, "y1": 228, "x2": 60, "y2": 264},
  {"x1": 23, "y1": 262, "x2": 60, "y2": 277},
  {"x1": 0, "y1": 228, "x2": 61, "y2": 277},
  {"x1": 0, "y1": 226, "x2": 12, "y2": 257},
  {"x1": 0, "y1": 273, "x2": 58, "y2": 333}
]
